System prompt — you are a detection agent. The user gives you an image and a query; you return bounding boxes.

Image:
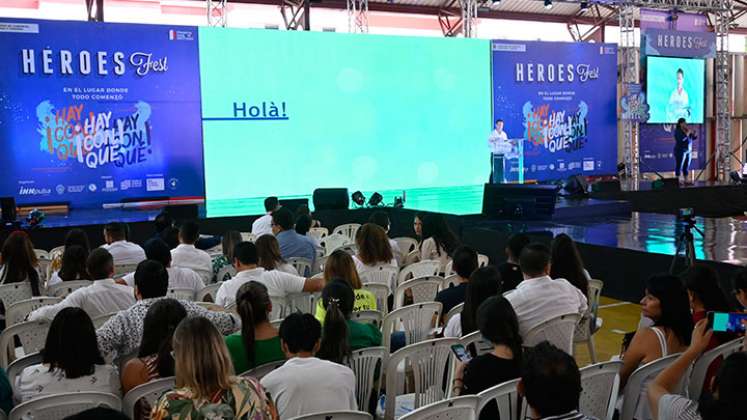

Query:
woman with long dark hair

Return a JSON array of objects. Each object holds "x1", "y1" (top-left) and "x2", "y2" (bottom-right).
[
  {"x1": 48, "y1": 245, "x2": 91, "y2": 285},
  {"x1": 255, "y1": 234, "x2": 297, "y2": 275},
  {"x1": 316, "y1": 280, "x2": 381, "y2": 364},
  {"x1": 224, "y1": 281, "x2": 284, "y2": 374},
  {"x1": 0, "y1": 231, "x2": 41, "y2": 296},
  {"x1": 620, "y1": 274, "x2": 693, "y2": 419},
  {"x1": 314, "y1": 250, "x2": 376, "y2": 323},
  {"x1": 417, "y1": 214, "x2": 460, "y2": 273},
  {"x1": 212, "y1": 230, "x2": 243, "y2": 281},
  {"x1": 549, "y1": 233, "x2": 589, "y2": 298},
  {"x1": 444, "y1": 266, "x2": 501, "y2": 338}
]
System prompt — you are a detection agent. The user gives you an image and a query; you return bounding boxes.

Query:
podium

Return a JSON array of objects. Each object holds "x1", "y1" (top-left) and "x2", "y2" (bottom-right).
[{"x1": 490, "y1": 138, "x2": 524, "y2": 184}]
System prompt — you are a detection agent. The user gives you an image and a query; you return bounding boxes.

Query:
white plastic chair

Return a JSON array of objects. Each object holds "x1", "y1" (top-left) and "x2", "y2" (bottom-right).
[
  {"x1": 393, "y1": 277, "x2": 441, "y2": 310},
  {"x1": 49, "y1": 246, "x2": 64, "y2": 261},
  {"x1": 579, "y1": 360, "x2": 622, "y2": 420},
  {"x1": 575, "y1": 279, "x2": 604, "y2": 363},
  {"x1": 352, "y1": 310, "x2": 383, "y2": 328},
  {"x1": 122, "y1": 376, "x2": 175, "y2": 419},
  {"x1": 443, "y1": 303, "x2": 464, "y2": 329},
  {"x1": 7, "y1": 352, "x2": 42, "y2": 397},
  {"x1": 288, "y1": 411, "x2": 371, "y2": 420},
  {"x1": 240, "y1": 232, "x2": 256, "y2": 242},
  {"x1": 215, "y1": 264, "x2": 236, "y2": 283},
  {"x1": 619, "y1": 353, "x2": 684, "y2": 420},
  {"x1": 268, "y1": 296, "x2": 286, "y2": 320},
  {"x1": 524, "y1": 313, "x2": 582, "y2": 355},
  {"x1": 308, "y1": 227, "x2": 329, "y2": 242},
  {"x1": 362, "y1": 283, "x2": 390, "y2": 316},
  {"x1": 441, "y1": 275, "x2": 460, "y2": 291},
  {"x1": 9, "y1": 391, "x2": 121, "y2": 420},
  {"x1": 332, "y1": 223, "x2": 361, "y2": 242},
  {"x1": 382, "y1": 302, "x2": 442, "y2": 352},
  {"x1": 113, "y1": 263, "x2": 138, "y2": 276},
  {"x1": 0, "y1": 282, "x2": 33, "y2": 310},
  {"x1": 196, "y1": 283, "x2": 222, "y2": 302},
  {"x1": 348, "y1": 346, "x2": 386, "y2": 413},
  {"x1": 92, "y1": 312, "x2": 118, "y2": 329},
  {"x1": 445, "y1": 331, "x2": 493, "y2": 398},
  {"x1": 444, "y1": 260, "x2": 455, "y2": 276},
  {"x1": 397, "y1": 261, "x2": 440, "y2": 286},
  {"x1": 383, "y1": 338, "x2": 458, "y2": 420},
  {"x1": 477, "y1": 254, "x2": 489, "y2": 267},
  {"x1": 0, "y1": 320, "x2": 50, "y2": 368},
  {"x1": 359, "y1": 266, "x2": 399, "y2": 291},
  {"x1": 45, "y1": 280, "x2": 91, "y2": 298},
  {"x1": 476, "y1": 378, "x2": 524, "y2": 420},
  {"x1": 399, "y1": 395, "x2": 479, "y2": 420},
  {"x1": 322, "y1": 234, "x2": 353, "y2": 255},
  {"x1": 36, "y1": 260, "x2": 51, "y2": 284},
  {"x1": 688, "y1": 336, "x2": 745, "y2": 400},
  {"x1": 392, "y1": 237, "x2": 418, "y2": 256},
  {"x1": 287, "y1": 257, "x2": 312, "y2": 277},
  {"x1": 240, "y1": 359, "x2": 285, "y2": 380},
  {"x1": 33, "y1": 249, "x2": 49, "y2": 260},
  {"x1": 6, "y1": 297, "x2": 61, "y2": 327},
  {"x1": 286, "y1": 292, "x2": 315, "y2": 314},
  {"x1": 167, "y1": 287, "x2": 195, "y2": 301}
]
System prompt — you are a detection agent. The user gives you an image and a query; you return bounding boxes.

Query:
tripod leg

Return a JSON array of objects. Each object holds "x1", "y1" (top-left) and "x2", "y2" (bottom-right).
[
  {"x1": 686, "y1": 233, "x2": 696, "y2": 267},
  {"x1": 670, "y1": 232, "x2": 686, "y2": 274}
]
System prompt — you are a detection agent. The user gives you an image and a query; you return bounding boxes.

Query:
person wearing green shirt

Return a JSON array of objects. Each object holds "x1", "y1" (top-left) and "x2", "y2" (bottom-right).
[
  {"x1": 225, "y1": 281, "x2": 285, "y2": 375},
  {"x1": 314, "y1": 250, "x2": 377, "y2": 323}
]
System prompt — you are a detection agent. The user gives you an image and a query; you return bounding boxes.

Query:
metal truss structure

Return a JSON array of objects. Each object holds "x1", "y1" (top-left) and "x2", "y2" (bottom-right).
[
  {"x1": 619, "y1": 2, "x2": 639, "y2": 187},
  {"x1": 207, "y1": 0, "x2": 228, "y2": 27},
  {"x1": 437, "y1": 0, "x2": 477, "y2": 37},
  {"x1": 85, "y1": 0, "x2": 104, "y2": 21},
  {"x1": 280, "y1": 0, "x2": 309, "y2": 30},
  {"x1": 348, "y1": 0, "x2": 370, "y2": 32}
]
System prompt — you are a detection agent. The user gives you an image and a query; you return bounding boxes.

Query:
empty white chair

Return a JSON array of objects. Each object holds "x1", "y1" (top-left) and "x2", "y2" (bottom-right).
[
  {"x1": 443, "y1": 303, "x2": 464, "y2": 330},
  {"x1": 122, "y1": 376, "x2": 175, "y2": 419},
  {"x1": 444, "y1": 260, "x2": 455, "y2": 276},
  {"x1": 383, "y1": 338, "x2": 458, "y2": 420},
  {"x1": 393, "y1": 277, "x2": 441, "y2": 310},
  {"x1": 477, "y1": 254, "x2": 489, "y2": 267},
  {"x1": 332, "y1": 223, "x2": 361, "y2": 242},
  {"x1": 382, "y1": 302, "x2": 442, "y2": 352},
  {"x1": 286, "y1": 292, "x2": 314, "y2": 314},
  {"x1": 7, "y1": 352, "x2": 42, "y2": 397},
  {"x1": 196, "y1": 283, "x2": 222, "y2": 302},
  {"x1": 348, "y1": 346, "x2": 386, "y2": 413},
  {"x1": 0, "y1": 282, "x2": 33, "y2": 311},
  {"x1": 0, "y1": 320, "x2": 50, "y2": 368},
  {"x1": 361, "y1": 283, "x2": 390, "y2": 316},
  {"x1": 9, "y1": 391, "x2": 121, "y2": 420},
  {"x1": 92, "y1": 312, "x2": 118, "y2": 329},
  {"x1": 397, "y1": 260, "x2": 440, "y2": 286},
  {"x1": 524, "y1": 313, "x2": 582, "y2": 355},
  {"x1": 215, "y1": 264, "x2": 236, "y2": 283},
  {"x1": 167, "y1": 287, "x2": 195, "y2": 301},
  {"x1": 322, "y1": 234, "x2": 353, "y2": 255},
  {"x1": 352, "y1": 310, "x2": 383, "y2": 328},
  {"x1": 308, "y1": 227, "x2": 329, "y2": 242},
  {"x1": 45, "y1": 280, "x2": 91, "y2": 298},
  {"x1": 240, "y1": 359, "x2": 285, "y2": 380},
  {"x1": 113, "y1": 263, "x2": 138, "y2": 277},
  {"x1": 575, "y1": 279, "x2": 604, "y2": 363},
  {"x1": 6, "y1": 297, "x2": 61, "y2": 327},
  {"x1": 392, "y1": 237, "x2": 418, "y2": 256},
  {"x1": 579, "y1": 360, "x2": 622, "y2": 420},
  {"x1": 399, "y1": 395, "x2": 479, "y2": 420},
  {"x1": 619, "y1": 353, "x2": 684, "y2": 420},
  {"x1": 688, "y1": 336, "x2": 744, "y2": 400},
  {"x1": 288, "y1": 411, "x2": 371, "y2": 420},
  {"x1": 476, "y1": 378, "x2": 523, "y2": 420},
  {"x1": 288, "y1": 257, "x2": 312, "y2": 276},
  {"x1": 441, "y1": 274, "x2": 460, "y2": 290},
  {"x1": 359, "y1": 266, "x2": 399, "y2": 291}
]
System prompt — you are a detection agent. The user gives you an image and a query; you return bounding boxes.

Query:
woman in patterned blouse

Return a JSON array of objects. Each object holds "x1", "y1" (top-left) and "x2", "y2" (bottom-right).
[
  {"x1": 151, "y1": 316, "x2": 277, "y2": 420},
  {"x1": 212, "y1": 231, "x2": 243, "y2": 282}
]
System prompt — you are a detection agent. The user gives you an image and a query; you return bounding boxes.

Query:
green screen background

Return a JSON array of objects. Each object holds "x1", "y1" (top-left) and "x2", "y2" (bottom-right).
[{"x1": 198, "y1": 28, "x2": 492, "y2": 216}]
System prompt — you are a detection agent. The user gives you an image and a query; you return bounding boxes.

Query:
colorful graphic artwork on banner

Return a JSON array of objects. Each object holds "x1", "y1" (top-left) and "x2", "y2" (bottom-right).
[
  {"x1": 0, "y1": 19, "x2": 205, "y2": 207},
  {"x1": 490, "y1": 40, "x2": 618, "y2": 181}
]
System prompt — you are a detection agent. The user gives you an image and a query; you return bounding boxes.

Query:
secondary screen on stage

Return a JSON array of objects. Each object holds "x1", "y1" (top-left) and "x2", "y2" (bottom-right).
[
  {"x1": 646, "y1": 56, "x2": 705, "y2": 124},
  {"x1": 198, "y1": 28, "x2": 492, "y2": 216}
]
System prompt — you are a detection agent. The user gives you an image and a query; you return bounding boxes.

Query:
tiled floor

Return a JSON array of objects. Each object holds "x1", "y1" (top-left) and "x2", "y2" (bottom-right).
[{"x1": 575, "y1": 296, "x2": 642, "y2": 367}]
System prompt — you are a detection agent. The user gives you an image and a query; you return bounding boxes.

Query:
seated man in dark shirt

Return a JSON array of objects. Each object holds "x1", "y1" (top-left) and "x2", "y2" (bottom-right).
[
  {"x1": 498, "y1": 233, "x2": 530, "y2": 293},
  {"x1": 435, "y1": 246, "x2": 478, "y2": 323}
]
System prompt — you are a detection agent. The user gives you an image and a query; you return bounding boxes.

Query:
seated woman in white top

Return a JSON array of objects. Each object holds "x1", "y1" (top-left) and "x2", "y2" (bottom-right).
[
  {"x1": 352, "y1": 223, "x2": 398, "y2": 276},
  {"x1": 255, "y1": 235, "x2": 299, "y2": 275},
  {"x1": 619, "y1": 275, "x2": 692, "y2": 420},
  {"x1": 444, "y1": 266, "x2": 501, "y2": 338},
  {"x1": 47, "y1": 245, "x2": 91, "y2": 286},
  {"x1": 416, "y1": 214, "x2": 459, "y2": 274},
  {"x1": 17, "y1": 307, "x2": 120, "y2": 402}
]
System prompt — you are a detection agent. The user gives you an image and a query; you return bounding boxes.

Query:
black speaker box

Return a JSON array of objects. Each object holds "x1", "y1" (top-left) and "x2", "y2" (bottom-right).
[
  {"x1": 482, "y1": 184, "x2": 558, "y2": 220},
  {"x1": 592, "y1": 179, "x2": 621, "y2": 193},
  {"x1": 313, "y1": 188, "x2": 349, "y2": 211},
  {"x1": 1, "y1": 197, "x2": 16, "y2": 222},
  {"x1": 653, "y1": 178, "x2": 680, "y2": 190}
]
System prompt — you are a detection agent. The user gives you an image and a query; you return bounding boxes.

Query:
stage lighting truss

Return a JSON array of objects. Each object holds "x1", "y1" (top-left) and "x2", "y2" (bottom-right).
[
  {"x1": 348, "y1": 0, "x2": 369, "y2": 33},
  {"x1": 207, "y1": 0, "x2": 228, "y2": 27}
]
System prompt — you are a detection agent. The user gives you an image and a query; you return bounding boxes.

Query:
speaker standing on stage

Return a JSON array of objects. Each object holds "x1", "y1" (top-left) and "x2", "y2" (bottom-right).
[
  {"x1": 488, "y1": 119, "x2": 512, "y2": 183},
  {"x1": 674, "y1": 118, "x2": 695, "y2": 185}
]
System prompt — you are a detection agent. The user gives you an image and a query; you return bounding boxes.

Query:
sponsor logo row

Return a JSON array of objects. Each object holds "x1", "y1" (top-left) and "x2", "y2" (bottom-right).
[{"x1": 17, "y1": 177, "x2": 180, "y2": 196}]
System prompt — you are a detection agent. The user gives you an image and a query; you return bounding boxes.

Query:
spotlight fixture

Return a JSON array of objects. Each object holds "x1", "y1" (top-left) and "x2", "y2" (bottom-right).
[
  {"x1": 580, "y1": 0, "x2": 588, "y2": 9},
  {"x1": 491, "y1": 0, "x2": 500, "y2": 5},
  {"x1": 544, "y1": 0, "x2": 553, "y2": 9},
  {"x1": 368, "y1": 192, "x2": 383, "y2": 207},
  {"x1": 351, "y1": 191, "x2": 366, "y2": 206}
]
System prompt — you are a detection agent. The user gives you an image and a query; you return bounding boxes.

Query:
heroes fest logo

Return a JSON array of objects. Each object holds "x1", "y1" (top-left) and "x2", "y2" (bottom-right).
[{"x1": 20, "y1": 46, "x2": 171, "y2": 169}]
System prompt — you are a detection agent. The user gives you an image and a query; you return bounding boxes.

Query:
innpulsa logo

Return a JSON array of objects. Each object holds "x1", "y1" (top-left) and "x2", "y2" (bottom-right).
[{"x1": 19, "y1": 187, "x2": 51, "y2": 196}]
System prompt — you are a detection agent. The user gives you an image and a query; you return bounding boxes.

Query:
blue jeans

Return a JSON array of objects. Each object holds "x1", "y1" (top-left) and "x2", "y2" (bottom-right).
[{"x1": 674, "y1": 147, "x2": 691, "y2": 177}]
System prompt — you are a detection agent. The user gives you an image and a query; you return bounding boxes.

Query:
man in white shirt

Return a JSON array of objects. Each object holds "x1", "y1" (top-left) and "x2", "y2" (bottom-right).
[
  {"x1": 251, "y1": 196, "x2": 279, "y2": 239},
  {"x1": 100, "y1": 222, "x2": 145, "y2": 266},
  {"x1": 170, "y1": 220, "x2": 212, "y2": 284},
  {"x1": 29, "y1": 248, "x2": 135, "y2": 321},
  {"x1": 261, "y1": 312, "x2": 357, "y2": 419},
  {"x1": 488, "y1": 119, "x2": 513, "y2": 183},
  {"x1": 505, "y1": 243, "x2": 587, "y2": 338},
  {"x1": 214, "y1": 241, "x2": 322, "y2": 307},
  {"x1": 121, "y1": 238, "x2": 204, "y2": 296}
]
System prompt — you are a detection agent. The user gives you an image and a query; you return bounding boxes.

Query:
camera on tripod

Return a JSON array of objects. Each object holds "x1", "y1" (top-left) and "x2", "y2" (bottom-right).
[
  {"x1": 677, "y1": 207, "x2": 696, "y2": 226},
  {"x1": 671, "y1": 207, "x2": 701, "y2": 274}
]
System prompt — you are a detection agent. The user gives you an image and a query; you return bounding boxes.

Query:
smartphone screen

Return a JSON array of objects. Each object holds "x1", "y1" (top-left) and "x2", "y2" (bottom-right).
[
  {"x1": 450, "y1": 344, "x2": 472, "y2": 363},
  {"x1": 708, "y1": 311, "x2": 747, "y2": 333}
]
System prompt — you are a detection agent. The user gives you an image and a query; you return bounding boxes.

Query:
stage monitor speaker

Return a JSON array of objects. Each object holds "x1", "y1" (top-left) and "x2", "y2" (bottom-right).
[
  {"x1": 482, "y1": 184, "x2": 558, "y2": 220},
  {"x1": 1, "y1": 197, "x2": 16, "y2": 223},
  {"x1": 279, "y1": 198, "x2": 310, "y2": 214},
  {"x1": 165, "y1": 204, "x2": 199, "y2": 223},
  {"x1": 653, "y1": 178, "x2": 679, "y2": 190},
  {"x1": 313, "y1": 188, "x2": 349, "y2": 211},
  {"x1": 592, "y1": 179, "x2": 621, "y2": 193},
  {"x1": 563, "y1": 175, "x2": 588, "y2": 197}
]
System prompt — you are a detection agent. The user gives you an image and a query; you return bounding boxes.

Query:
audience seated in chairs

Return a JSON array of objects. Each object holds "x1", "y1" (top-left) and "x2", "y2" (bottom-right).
[
  {"x1": 212, "y1": 230, "x2": 243, "y2": 282},
  {"x1": 550, "y1": 234, "x2": 590, "y2": 298},
  {"x1": 169, "y1": 221, "x2": 212, "y2": 281},
  {"x1": 101, "y1": 222, "x2": 146, "y2": 266},
  {"x1": 497, "y1": 233, "x2": 530, "y2": 293},
  {"x1": 504, "y1": 243, "x2": 588, "y2": 338},
  {"x1": 261, "y1": 312, "x2": 357, "y2": 419},
  {"x1": 214, "y1": 242, "x2": 322, "y2": 307},
  {"x1": 121, "y1": 298, "x2": 185, "y2": 419},
  {"x1": 252, "y1": 196, "x2": 279, "y2": 239},
  {"x1": 96, "y1": 260, "x2": 238, "y2": 361},
  {"x1": 453, "y1": 295, "x2": 522, "y2": 420},
  {"x1": 314, "y1": 250, "x2": 377, "y2": 323},
  {"x1": 122, "y1": 238, "x2": 204, "y2": 295},
  {"x1": 272, "y1": 207, "x2": 316, "y2": 268},
  {"x1": 17, "y1": 307, "x2": 120, "y2": 403},
  {"x1": 414, "y1": 214, "x2": 459, "y2": 273},
  {"x1": 0, "y1": 231, "x2": 42, "y2": 296},
  {"x1": 48, "y1": 245, "x2": 91, "y2": 286},
  {"x1": 225, "y1": 281, "x2": 285, "y2": 375},
  {"x1": 316, "y1": 280, "x2": 382, "y2": 365},
  {"x1": 151, "y1": 317, "x2": 276, "y2": 420},
  {"x1": 353, "y1": 223, "x2": 398, "y2": 276},
  {"x1": 49, "y1": 228, "x2": 91, "y2": 277},
  {"x1": 368, "y1": 211, "x2": 402, "y2": 258},
  {"x1": 412, "y1": 213, "x2": 424, "y2": 242},
  {"x1": 444, "y1": 266, "x2": 502, "y2": 338},
  {"x1": 619, "y1": 274, "x2": 693, "y2": 420},
  {"x1": 435, "y1": 245, "x2": 479, "y2": 322},
  {"x1": 648, "y1": 319, "x2": 747, "y2": 420},
  {"x1": 520, "y1": 341, "x2": 595, "y2": 420},
  {"x1": 295, "y1": 214, "x2": 322, "y2": 252},
  {"x1": 29, "y1": 248, "x2": 135, "y2": 321},
  {"x1": 255, "y1": 234, "x2": 298, "y2": 275}
]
